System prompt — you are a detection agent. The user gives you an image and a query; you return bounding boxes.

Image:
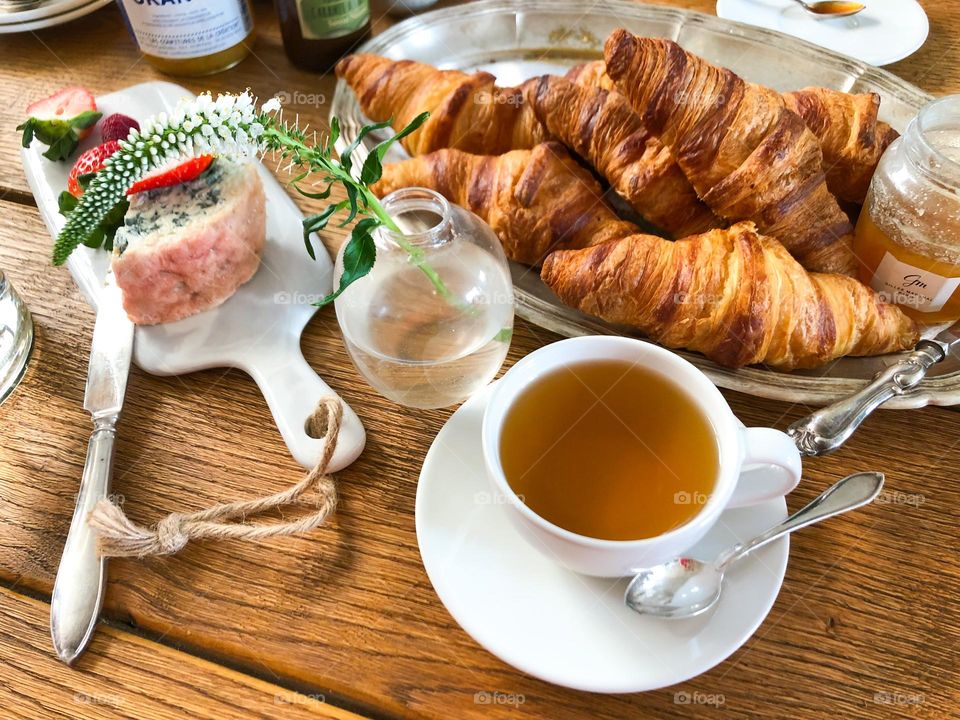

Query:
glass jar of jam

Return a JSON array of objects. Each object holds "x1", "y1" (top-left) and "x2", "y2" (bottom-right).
[
  {"x1": 854, "y1": 95, "x2": 960, "y2": 324},
  {"x1": 116, "y1": 0, "x2": 255, "y2": 76}
]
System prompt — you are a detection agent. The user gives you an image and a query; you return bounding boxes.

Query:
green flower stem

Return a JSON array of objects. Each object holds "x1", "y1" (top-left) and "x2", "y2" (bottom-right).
[
  {"x1": 264, "y1": 126, "x2": 456, "y2": 303},
  {"x1": 365, "y1": 192, "x2": 456, "y2": 303}
]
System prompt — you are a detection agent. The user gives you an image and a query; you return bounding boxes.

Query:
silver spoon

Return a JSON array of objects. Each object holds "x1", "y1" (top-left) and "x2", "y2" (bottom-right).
[
  {"x1": 789, "y1": 0, "x2": 866, "y2": 18},
  {"x1": 625, "y1": 471, "x2": 884, "y2": 619}
]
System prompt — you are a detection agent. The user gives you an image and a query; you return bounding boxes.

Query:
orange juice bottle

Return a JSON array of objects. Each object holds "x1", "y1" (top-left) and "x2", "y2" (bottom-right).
[{"x1": 853, "y1": 96, "x2": 960, "y2": 324}]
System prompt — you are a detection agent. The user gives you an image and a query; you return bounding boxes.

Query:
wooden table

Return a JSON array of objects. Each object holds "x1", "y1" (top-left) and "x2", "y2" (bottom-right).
[{"x1": 1, "y1": 1, "x2": 958, "y2": 718}]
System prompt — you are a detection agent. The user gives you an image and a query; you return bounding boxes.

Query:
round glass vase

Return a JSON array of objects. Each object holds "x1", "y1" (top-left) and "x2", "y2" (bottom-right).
[{"x1": 333, "y1": 188, "x2": 514, "y2": 409}]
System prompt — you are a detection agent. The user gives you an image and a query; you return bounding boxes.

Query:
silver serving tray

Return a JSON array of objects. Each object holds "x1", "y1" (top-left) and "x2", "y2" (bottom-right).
[{"x1": 329, "y1": 0, "x2": 955, "y2": 408}]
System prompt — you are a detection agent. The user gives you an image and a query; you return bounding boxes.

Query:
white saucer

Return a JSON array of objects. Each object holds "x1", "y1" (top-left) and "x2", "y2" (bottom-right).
[
  {"x1": 716, "y1": 0, "x2": 929, "y2": 67},
  {"x1": 0, "y1": 0, "x2": 111, "y2": 33},
  {"x1": 415, "y1": 384, "x2": 790, "y2": 693}
]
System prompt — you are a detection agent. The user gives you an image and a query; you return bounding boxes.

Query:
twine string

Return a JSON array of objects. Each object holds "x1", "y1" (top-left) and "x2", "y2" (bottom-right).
[{"x1": 87, "y1": 397, "x2": 342, "y2": 558}]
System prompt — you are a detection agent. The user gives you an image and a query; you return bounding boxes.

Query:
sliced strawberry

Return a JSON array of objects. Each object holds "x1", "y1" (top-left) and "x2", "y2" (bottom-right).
[
  {"x1": 126, "y1": 155, "x2": 215, "y2": 196},
  {"x1": 18, "y1": 86, "x2": 101, "y2": 161},
  {"x1": 67, "y1": 140, "x2": 120, "y2": 197}
]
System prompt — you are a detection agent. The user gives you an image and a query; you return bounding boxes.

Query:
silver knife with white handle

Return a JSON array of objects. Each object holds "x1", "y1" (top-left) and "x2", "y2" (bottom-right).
[
  {"x1": 788, "y1": 321, "x2": 960, "y2": 456},
  {"x1": 51, "y1": 272, "x2": 133, "y2": 664}
]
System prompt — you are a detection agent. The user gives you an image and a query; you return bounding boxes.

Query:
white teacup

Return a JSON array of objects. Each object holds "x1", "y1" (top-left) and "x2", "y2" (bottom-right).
[{"x1": 481, "y1": 336, "x2": 802, "y2": 577}]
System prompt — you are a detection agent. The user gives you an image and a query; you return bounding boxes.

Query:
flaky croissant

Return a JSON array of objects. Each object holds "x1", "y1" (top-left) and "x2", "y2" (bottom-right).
[
  {"x1": 783, "y1": 87, "x2": 898, "y2": 204},
  {"x1": 541, "y1": 221, "x2": 918, "y2": 370},
  {"x1": 603, "y1": 32, "x2": 856, "y2": 276},
  {"x1": 565, "y1": 60, "x2": 616, "y2": 91},
  {"x1": 526, "y1": 75, "x2": 720, "y2": 238},
  {"x1": 371, "y1": 142, "x2": 637, "y2": 265},
  {"x1": 335, "y1": 53, "x2": 547, "y2": 155},
  {"x1": 569, "y1": 61, "x2": 897, "y2": 205}
]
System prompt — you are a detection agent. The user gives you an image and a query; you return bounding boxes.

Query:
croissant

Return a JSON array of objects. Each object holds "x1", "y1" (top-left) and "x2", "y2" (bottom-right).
[
  {"x1": 371, "y1": 142, "x2": 637, "y2": 265},
  {"x1": 570, "y1": 61, "x2": 897, "y2": 206},
  {"x1": 603, "y1": 32, "x2": 856, "y2": 276},
  {"x1": 335, "y1": 53, "x2": 548, "y2": 156},
  {"x1": 565, "y1": 60, "x2": 616, "y2": 91},
  {"x1": 526, "y1": 75, "x2": 720, "y2": 238},
  {"x1": 541, "y1": 221, "x2": 918, "y2": 370},
  {"x1": 782, "y1": 87, "x2": 898, "y2": 204}
]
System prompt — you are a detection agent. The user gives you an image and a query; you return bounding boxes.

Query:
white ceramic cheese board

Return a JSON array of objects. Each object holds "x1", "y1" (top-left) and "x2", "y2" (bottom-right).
[{"x1": 21, "y1": 81, "x2": 366, "y2": 471}]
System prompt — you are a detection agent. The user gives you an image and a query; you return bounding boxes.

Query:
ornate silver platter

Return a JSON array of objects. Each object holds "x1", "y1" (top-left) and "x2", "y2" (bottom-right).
[{"x1": 329, "y1": 0, "x2": 954, "y2": 408}]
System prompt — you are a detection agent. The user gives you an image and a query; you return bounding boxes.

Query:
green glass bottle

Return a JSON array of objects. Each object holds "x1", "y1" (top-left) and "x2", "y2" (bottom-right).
[{"x1": 276, "y1": 0, "x2": 371, "y2": 72}]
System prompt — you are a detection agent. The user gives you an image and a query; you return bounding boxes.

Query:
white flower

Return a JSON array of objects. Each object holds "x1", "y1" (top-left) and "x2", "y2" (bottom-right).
[{"x1": 261, "y1": 97, "x2": 282, "y2": 114}]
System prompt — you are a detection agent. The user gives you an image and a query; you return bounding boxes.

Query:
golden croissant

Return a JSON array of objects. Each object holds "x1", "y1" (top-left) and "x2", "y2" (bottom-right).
[
  {"x1": 603, "y1": 32, "x2": 857, "y2": 276},
  {"x1": 541, "y1": 222, "x2": 918, "y2": 370},
  {"x1": 526, "y1": 74, "x2": 720, "y2": 238},
  {"x1": 335, "y1": 53, "x2": 547, "y2": 156},
  {"x1": 371, "y1": 142, "x2": 637, "y2": 265},
  {"x1": 782, "y1": 87, "x2": 898, "y2": 204},
  {"x1": 569, "y1": 60, "x2": 897, "y2": 205}
]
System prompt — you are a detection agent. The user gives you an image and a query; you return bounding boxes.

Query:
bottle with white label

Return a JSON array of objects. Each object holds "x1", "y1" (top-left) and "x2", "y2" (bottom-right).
[
  {"x1": 854, "y1": 95, "x2": 960, "y2": 324},
  {"x1": 116, "y1": 0, "x2": 256, "y2": 76}
]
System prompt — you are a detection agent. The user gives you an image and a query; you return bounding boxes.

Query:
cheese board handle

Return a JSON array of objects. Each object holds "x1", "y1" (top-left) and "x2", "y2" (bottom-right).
[{"x1": 243, "y1": 345, "x2": 366, "y2": 471}]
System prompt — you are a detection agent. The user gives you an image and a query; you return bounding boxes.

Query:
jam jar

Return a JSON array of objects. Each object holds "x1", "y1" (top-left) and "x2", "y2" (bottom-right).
[{"x1": 854, "y1": 95, "x2": 960, "y2": 323}]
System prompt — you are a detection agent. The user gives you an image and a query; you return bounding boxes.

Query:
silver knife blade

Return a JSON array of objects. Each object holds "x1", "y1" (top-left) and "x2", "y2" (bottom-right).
[
  {"x1": 83, "y1": 272, "x2": 134, "y2": 419},
  {"x1": 930, "y1": 319, "x2": 960, "y2": 356}
]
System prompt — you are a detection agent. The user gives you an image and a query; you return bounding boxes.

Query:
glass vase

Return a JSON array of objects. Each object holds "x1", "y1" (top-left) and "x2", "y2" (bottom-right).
[{"x1": 334, "y1": 188, "x2": 514, "y2": 409}]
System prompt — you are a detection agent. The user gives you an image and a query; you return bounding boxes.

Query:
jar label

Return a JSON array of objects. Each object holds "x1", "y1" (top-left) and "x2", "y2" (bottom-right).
[
  {"x1": 296, "y1": 0, "x2": 369, "y2": 40},
  {"x1": 120, "y1": 0, "x2": 252, "y2": 60},
  {"x1": 871, "y1": 251, "x2": 960, "y2": 312}
]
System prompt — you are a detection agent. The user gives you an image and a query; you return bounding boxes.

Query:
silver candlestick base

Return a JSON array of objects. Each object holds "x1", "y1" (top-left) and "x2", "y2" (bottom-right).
[{"x1": 0, "y1": 270, "x2": 34, "y2": 404}]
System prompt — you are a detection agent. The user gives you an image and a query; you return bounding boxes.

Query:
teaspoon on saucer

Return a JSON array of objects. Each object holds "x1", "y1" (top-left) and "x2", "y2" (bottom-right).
[
  {"x1": 789, "y1": 0, "x2": 866, "y2": 17},
  {"x1": 624, "y1": 471, "x2": 884, "y2": 619}
]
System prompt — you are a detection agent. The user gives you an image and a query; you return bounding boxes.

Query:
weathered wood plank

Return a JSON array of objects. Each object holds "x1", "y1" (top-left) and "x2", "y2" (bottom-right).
[{"x1": 0, "y1": 585, "x2": 366, "y2": 719}]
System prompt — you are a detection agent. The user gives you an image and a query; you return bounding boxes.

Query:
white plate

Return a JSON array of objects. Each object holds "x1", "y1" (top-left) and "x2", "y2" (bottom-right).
[
  {"x1": 0, "y1": 0, "x2": 112, "y2": 33},
  {"x1": 21, "y1": 80, "x2": 366, "y2": 471},
  {"x1": 415, "y1": 384, "x2": 789, "y2": 693},
  {"x1": 716, "y1": 0, "x2": 929, "y2": 66}
]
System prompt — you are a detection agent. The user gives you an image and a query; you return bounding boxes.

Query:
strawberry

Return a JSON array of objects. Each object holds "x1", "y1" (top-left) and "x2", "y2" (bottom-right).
[
  {"x1": 100, "y1": 113, "x2": 140, "y2": 143},
  {"x1": 67, "y1": 140, "x2": 120, "y2": 197},
  {"x1": 17, "y1": 86, "x2": 101, "y2": 161},
  {"x1": 126, "y1": 155, "x2": 215, "y2": 196}
]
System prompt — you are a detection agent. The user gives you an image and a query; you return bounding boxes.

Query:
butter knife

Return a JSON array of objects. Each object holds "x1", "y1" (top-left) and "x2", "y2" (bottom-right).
[
  {"x1": 50, "y1": 272, "x2": 133, "y2": 664},
  {"x1": 788, "y1": 320, "x2": 960, "y2": 456}
]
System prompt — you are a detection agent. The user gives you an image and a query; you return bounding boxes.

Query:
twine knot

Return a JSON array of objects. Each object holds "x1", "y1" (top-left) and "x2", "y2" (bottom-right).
[
  {"x1": 155, "y1": 514, "x2": 189, "y2": 555},
  {"x1": 87, "y1": 397, "x2": 343, "y2": 558}
]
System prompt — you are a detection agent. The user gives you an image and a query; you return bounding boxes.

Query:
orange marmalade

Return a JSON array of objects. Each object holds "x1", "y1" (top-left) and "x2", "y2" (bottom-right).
[{"x1": 853, "y1": 95, "x2": 960, "y2": 324}]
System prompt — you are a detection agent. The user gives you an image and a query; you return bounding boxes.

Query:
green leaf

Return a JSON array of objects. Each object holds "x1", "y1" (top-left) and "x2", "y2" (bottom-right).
[
  {"x1": 360, "y1": 111, "x2": 429, "y2": 186},
  {"x1": 19, "y1": 111, "x2": 102, "y2": 161},
  {"x1": 315, "y1": 217, "x2": 380, "y2": 306},
  {"x1": 326, "y1": 116, "x2": 340, "y2": 156},
  {"x1": 339, "y1": 118, "x2": 392, "y2": 175},
  {"x1": 302, "y1": 200, "x2": 348, "y2": 260},
  {"x1": 57, "y1": 190, "x2": 78, "y2": 215},
  {"x1": 71, "y1": 110, "x2": 102, "y2": 131},
  {"x1": 295, "y1": 181, "x2": 334, "y2": 200},
  {"x1": 339, "y1": 183, "x2": 360, "y2": 227}
]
